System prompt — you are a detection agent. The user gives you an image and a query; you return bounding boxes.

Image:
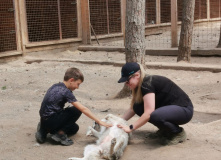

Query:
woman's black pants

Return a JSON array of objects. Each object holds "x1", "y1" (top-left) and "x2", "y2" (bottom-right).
[{"x1": 133, "y1": 103, "x2": 193, "y2": 133}]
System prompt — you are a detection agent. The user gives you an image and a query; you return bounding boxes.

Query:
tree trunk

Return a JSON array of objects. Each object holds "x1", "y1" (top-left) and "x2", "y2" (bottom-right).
[
  {"x1": 217, "y1": 25, "x2": 221, "y2": 48},
  {"x1": 115, "y1": 0, "x2": 146, "y2": 98},
  {"x1": 125, "y1": 0, "x2": 146, "y2": 65},
  {"x1": 177, "y1": 0, "x2": 195, "y2": 62}
]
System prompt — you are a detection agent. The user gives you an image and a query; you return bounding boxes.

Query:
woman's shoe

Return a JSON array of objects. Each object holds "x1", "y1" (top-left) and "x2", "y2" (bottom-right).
[{"x1": 160, "y1": 128, "x2": 187, "y2": 145}]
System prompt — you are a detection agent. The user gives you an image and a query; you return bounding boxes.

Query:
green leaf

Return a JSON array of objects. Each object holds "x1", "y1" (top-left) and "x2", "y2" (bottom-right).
[{"x1": 2, "y1": 86, "x2": 6, "y2": 90}]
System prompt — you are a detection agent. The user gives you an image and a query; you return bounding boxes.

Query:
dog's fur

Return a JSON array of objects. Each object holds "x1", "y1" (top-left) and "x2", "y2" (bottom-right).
[{"x1": 68, "y1": 114, "x2": 129, "y2": 160}]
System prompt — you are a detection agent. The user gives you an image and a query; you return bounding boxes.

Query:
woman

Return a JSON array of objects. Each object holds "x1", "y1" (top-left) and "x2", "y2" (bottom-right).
[{"x1": 117, "y1": 62, "x2": 193, "y2": 145}]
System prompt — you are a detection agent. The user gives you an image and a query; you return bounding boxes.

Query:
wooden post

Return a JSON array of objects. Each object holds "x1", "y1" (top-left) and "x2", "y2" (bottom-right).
[
  {"x1": 171, "y1": 0, "x2": 178, "y2": 47},
  {"x1": 18, "y1": 0, "x2": 29, "y2": 53},
  {"x1": 156, "y1": 0, "x2": 161, "y2": 24},
  {"x1": 57, "y1": 0, "x2": 62, "y2": 39},
  {"x1": 106, "y1": 0, "x2": 110, "y2": 34},
  {"x1": 81, "y1": 0, "x2": 91, "y2": 44},
  {"x1": 77, "y1": 0, "x2": 82, "y2": 38},
  {"x1": 207, "y1": 0, "x2": 210, "y2": 19},
  {"x1": 14, "y1": 0, "x2": 22, "y2": 51},
  {"x1": 121, "y1": 0, "x2": 126, "y2": 46}
]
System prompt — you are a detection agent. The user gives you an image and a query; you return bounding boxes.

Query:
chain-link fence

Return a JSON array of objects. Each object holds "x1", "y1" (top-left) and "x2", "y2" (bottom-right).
[
  {"x1": 26, "y1": 0, "x2": 78, "y2": 42},
  {"x1": 1, "y1": 0, "x2": 221, "y2": 54},
  {"x1": 0, "y1": 0, "x2": 17, "y2": 53},
  {"x1": 89, "y1": 0, "x2": 121, "y2": 36},
  {"x1": 145, "y1": 0, "x2": 221, "y2": 49}
]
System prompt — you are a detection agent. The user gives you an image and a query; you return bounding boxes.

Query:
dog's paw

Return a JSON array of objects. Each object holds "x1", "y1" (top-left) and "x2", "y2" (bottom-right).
[
  {"x1": 86, "y1": 126, "x2": 93, "y2": 136},
  {"x1": 111, "y1": 138, "x2": 117, "y2": 145}
]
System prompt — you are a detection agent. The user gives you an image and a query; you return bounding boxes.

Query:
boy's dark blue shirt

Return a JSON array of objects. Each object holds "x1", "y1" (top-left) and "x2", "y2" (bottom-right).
[{"x1": 40, "y1": 82, "x2": 77, "y2": 119}]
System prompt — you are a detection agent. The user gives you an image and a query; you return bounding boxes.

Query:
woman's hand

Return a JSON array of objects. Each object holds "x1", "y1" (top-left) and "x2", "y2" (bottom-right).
[
  {"x1": 117, "y1": 124, "x2": 132, "y2": 133},
  {"x1": 98, "y1": 121, "x2": 113, "y2": 128}
]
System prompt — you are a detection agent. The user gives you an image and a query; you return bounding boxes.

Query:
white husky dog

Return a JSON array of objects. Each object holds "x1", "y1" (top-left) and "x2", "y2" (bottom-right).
[{"x1": 68, "y1": 114, "x2": 129, "y2": 160}]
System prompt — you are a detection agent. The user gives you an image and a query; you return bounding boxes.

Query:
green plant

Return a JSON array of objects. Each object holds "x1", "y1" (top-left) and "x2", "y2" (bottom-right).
[{"x1": 2, "y1": 86, "x2": 6, "y2": 90}]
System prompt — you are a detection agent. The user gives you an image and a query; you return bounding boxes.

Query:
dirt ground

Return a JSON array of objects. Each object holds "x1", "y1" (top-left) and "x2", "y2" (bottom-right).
[{"x1": 0, "y1": 48, "x2": 221, "y2": 160}]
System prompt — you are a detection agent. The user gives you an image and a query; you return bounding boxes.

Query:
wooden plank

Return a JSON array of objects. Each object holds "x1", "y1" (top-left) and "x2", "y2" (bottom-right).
[
  {"x1": 57, "y1": 0, "x2": 62, "y2": 39},
  {"x1": 14, "y1": 0, "x2": 22, "y2": 52},
  {"x1": 156, "y1": 0, "x2": 161, "y2": 24},
  {"x1": 80, "y1": 0, "x2": 91, "y2": 44},
  {"x1": 25, "y1": 38, "x2": 82, "y2": 48},
  {"x1": 77, "y1": 0, "x2": 82, "y2": 38},
  {"x1": 171, "y1": 0, "x2": 178, "y2": 47},
  {"x1": 78, "y1": 45, "x2": 125, "y2": 52},
  {"x1": 78, "y1": 45, "x2": 221, "y2": 56},
  {"x1": 207, "y1": 0, "x2": 210, "y2": 19},
  {"x1": 18, "y1": 0, "x2": 28, "y2": 53},
  {"x1": 24, "y1": 42, "x2": 81, "y2": 53},
  {"x1": 0, "y1": 51, "x2": 22, "y2": 58},
  {"x1": 145, "y1": 61, "x2": 221, "y2": 73},
  {"x1": 24, "y1": 58, "x2": 221, "y2": 73},
  {"x1": 121, "y1": 0, "x2": 126, "y2": 46}
]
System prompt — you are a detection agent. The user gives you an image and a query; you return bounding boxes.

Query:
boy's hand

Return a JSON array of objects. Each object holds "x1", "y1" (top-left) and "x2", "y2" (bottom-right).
[{"x1": 98, "y1": 121, "x2": 113, "y2": 128}]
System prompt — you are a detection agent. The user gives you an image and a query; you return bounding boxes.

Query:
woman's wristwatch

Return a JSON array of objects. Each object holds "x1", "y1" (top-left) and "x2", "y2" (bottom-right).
[{"x1": 129, "y1": 124, "x2": 134, "y2": 131}]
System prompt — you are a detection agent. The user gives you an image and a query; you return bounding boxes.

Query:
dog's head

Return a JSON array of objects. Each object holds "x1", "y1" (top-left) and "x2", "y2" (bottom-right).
[
  {"x1": 86, "y1": 121, "x2": 101, "y2": 136},
  {"x1": 92, "y1": 121, "x2": 101, "y2": 131}
]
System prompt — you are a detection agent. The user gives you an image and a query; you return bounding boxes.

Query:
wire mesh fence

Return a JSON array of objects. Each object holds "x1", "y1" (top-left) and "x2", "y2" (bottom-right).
[
  {"x1": 26, "y1": 0, "x2": 78, "y2": 42},
  {"x1": 145, "y1": 0, "x2": 156, "y2": 25},
  {"x1": 0, "y1": 0, "x2": 17, "y2": 53},
  {"x1": 89, "y1": 0, "x2": 121, "y2": 36},
  {"x1": 108, "y1": 0, "x2": 121, "y2": 34},
  {"x1": 89, "y1": 0, "x2": 108, "y2": 35},
  {"x1": 1, "y1": 0, "x2": 221, "y2": 54},
  {"x1": 60, "y1": 0, "x2": 78, "y2": 39},
  {"x1": 145, "y1": 0, "x2": 221, "y2": 49}
]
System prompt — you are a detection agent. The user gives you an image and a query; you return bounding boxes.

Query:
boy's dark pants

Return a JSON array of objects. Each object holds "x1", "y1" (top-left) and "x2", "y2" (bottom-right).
[
  {"x1": 133, "y1": 103, "x2": 193, "y2": 133},
  {"x1": 41, "y1": 106, "x2": 82, "y2": 135}
]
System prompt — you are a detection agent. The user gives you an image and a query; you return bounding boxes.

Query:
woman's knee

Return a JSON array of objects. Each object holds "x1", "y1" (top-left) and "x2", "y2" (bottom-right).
[{"x1": 149, "y1": 111, "x2": 162, "y2": 123}]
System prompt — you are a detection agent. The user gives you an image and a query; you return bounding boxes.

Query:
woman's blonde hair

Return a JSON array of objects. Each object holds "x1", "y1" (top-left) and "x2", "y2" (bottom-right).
[{"x1": 130, "y1": 63, "x2": 146, "y2": 108}]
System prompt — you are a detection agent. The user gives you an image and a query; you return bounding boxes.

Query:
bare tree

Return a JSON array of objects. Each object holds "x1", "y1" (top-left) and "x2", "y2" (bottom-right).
[
  {"x1": 115, "y1": 0, "x2": 146, "y2": 98},
  {"x1": 177, "y1": 0, "x2": 195, "y2": 62}
]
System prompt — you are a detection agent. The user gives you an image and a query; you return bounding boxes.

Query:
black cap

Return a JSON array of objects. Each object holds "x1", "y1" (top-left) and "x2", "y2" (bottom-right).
[{"x1": 118, "y1": 62, "x2": 140, "y2": 83}]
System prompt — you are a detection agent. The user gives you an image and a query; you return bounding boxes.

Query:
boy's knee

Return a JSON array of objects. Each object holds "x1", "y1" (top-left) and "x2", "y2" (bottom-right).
[
  {"x1": 70, "y1": 123, "x2": 79, "y2": 135},
  {"x1": 75, "y1": 108, "x2": 82, "y2": 116},
  {"x1": 67, "y1": 106, "x2": 82, "y2": 116},
  {"x1": 75, "y1": 123, "x2": 79, "y2": 132}
]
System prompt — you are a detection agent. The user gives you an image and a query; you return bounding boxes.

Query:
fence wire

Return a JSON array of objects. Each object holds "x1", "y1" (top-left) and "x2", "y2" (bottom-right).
[
  {"x1": 1, "y1": 0, "x2": 221, "y2": 53},
  {"x1": 89, "y1": 0, "x2": 121, "y2": 36},
  {"x1": 26, "y1": 0, "x2": 77, "y2": 42},
  {"x1": 145, "y1": 0, "x2": 221, "y2": 49},
  {"x1": 0, "y1": 0, "x2": 17, "y2": 53}
]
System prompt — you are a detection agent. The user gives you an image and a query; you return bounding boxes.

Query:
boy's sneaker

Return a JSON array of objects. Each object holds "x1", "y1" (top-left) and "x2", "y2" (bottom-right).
[
  {"x1": 51, "y1": 133, "x2": 73, "y2": 146},
  {"x1": 160, "y1": 128, "x2": 187, "y2": 145},
  {"x1": 147, "y1": 129, "x2": 166, "y2": 139},
  {"x1": 35, "y1": 122, "x2": 47, "y2": 143}
]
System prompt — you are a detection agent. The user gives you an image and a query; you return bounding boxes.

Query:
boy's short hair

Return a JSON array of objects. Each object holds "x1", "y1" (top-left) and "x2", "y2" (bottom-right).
[{"x1": 64, "y1": 67, "x2": 84, "y2": 82}]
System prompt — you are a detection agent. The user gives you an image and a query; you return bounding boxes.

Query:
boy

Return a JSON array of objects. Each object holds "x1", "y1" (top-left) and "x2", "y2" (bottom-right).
[{"x1": 35, "y1": 67, "x2": 112, "y2": 146}]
